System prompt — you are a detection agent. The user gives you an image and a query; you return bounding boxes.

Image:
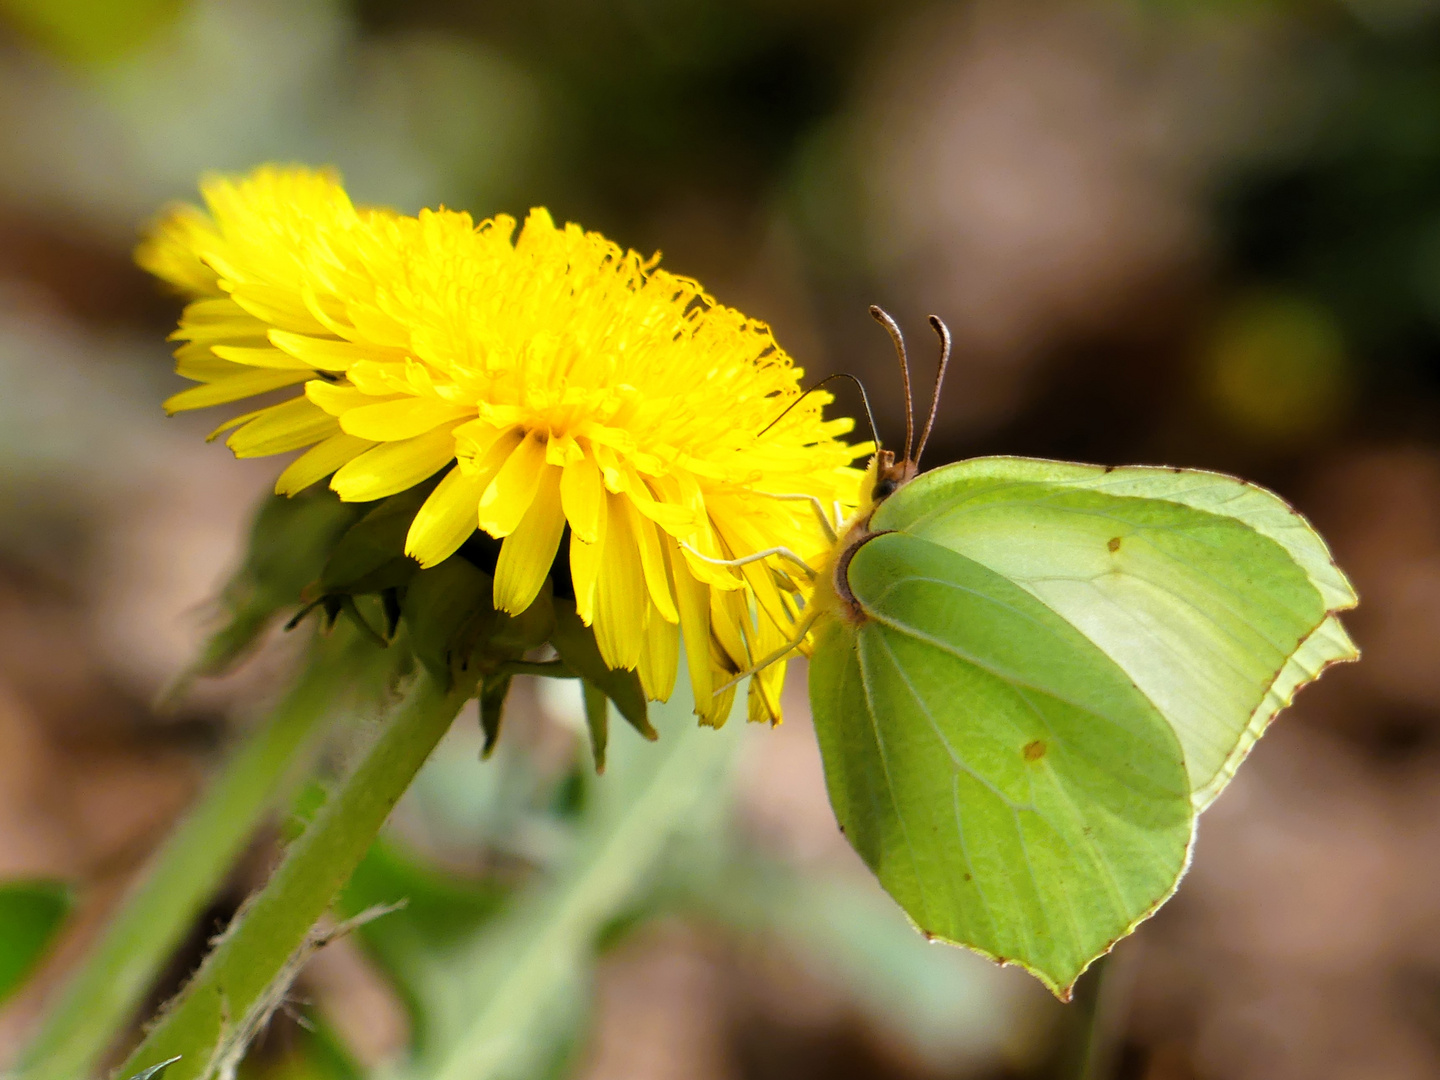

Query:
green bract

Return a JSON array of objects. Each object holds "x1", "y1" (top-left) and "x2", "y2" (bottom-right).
[{"x1": 809, "y1": 456, "x2": 1357, "y2": 998}]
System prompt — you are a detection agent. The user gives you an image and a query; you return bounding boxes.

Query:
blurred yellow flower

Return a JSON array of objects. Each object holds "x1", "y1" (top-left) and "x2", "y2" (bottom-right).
[{"x1": 137, "y1": 165, "x2": 868, "y2": 724}]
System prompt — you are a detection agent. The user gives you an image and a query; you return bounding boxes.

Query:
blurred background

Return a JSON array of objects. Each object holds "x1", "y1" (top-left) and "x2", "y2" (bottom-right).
[{"x1": 1, "y1": 0, "x2": 1438, "y2": 1077}]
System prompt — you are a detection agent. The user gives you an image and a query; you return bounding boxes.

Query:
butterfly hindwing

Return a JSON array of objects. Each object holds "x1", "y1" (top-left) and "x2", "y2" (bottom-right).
[{"x1": 809, "y1": 531, "x2": 1193, "y2": 998}]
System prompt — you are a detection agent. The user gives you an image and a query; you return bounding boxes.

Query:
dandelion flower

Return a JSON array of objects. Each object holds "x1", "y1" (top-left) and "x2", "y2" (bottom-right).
[{"x1": 138, "y1": 166, "x2": 869, "y2": 724}]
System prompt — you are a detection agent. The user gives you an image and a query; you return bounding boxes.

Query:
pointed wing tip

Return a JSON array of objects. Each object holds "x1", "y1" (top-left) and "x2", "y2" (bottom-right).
[{"x1": 912, "y1": 924, "x2": 1093, "y2": 1003}]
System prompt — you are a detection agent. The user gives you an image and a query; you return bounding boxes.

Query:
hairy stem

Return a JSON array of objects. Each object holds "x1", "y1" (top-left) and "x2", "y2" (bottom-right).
[
  {"x1": 17, "y1": 641, "x2": 365, "y2": 1080},
  {"x1": 114, "y1": 668, "x2": 468, "y2": 1080}
]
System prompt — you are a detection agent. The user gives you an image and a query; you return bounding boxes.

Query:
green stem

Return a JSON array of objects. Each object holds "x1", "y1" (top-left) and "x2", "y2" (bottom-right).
[
  {"x1": 114, "y1": 669, "x2": 468, "y2": 1080},
  {"x1": 17, "y1": 644, "x2": 355, "y2": 1080}
]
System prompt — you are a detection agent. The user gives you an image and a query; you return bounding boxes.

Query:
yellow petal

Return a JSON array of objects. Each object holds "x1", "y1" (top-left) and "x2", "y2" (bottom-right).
[
  {"x1": 163, "y1": 368, "x2": 312, "y2": 413},
  {"x1": 546, "y1": 432, "x2": 582, "y2": 467},
  {"x1": 135, "y1": 205, "x2": 221, "y2": 296},
  {"x1": 714, "y1": 512, "x2": 802, "y2": 634},
  {"x1": 627, "y1": 499, "x2": 678, "y2": 624},
  {"x1": 346, "y1": 361, "x2": 409, "y2": 397},
  {"x1": 560, "y1": 454, "x2": 604, "y2": 545},
  {"x1": 176, "y1": 320, "x2": 269, "y2": 346},
  {"x1": 623, "y1": 466, "x2": 694, "y2": 534},
  {"x1": 228, "y1": 398, "x2": 339, "y2": 458},
  {"x1": 306, "y1": 380, "x2": 396, "y2": 416},
  {"x1": 330, "y1": 423, "x2": 458, "y2": 501},
  {"x1": 406, "y1": 466, "x2": 487, "y2": 567},
  {"x1": 269, "y1": 329, "x2": 403, "y2": 371},
  {"x1": 346, "y1": 301, "x2": 411, "y2": 350},
  {"x1": 570, "y1": 534, "x2": 601, "y2": 626},
  {"x1": 667, "y1": 538, "x2": 713, "y2": 708},
  {"x1": 451, "y1": 422, "x2": 503, "y2": 477},
  {"x1": 275, "y1": 431, "x2": 376, "y2": 495},
  {"x1": 179, "y1": 297, "x2": 247, "y2": 323},
  {"x1": 746, "y1": 614, "x2": 790, "y2": 725},
  {"x1": 593, "y1": 491, "x2": 646, "y2": 671},
  {"x1": 207, "y1": 405, "x2": 268, "y2": 442},
  {"x1": 478, "y1": 431, "x2": 547, "y2": 537},
  {"x1": 748, "y1": 662, "x2": 786, "y2": 725},
  {"x1": 637, "y1": 611, "x2": 679, "y2": 702},
  {"x1": 339, "y1": 397, "x2": 474, "y2": 442},
  {"x1": 228, "y1": 283, "x2": 331, "y2": 335},
  {"x1": 211, "y1": 345, "x2": 314, "y2": 370},
  {"x1": 709, "y1": 585, "x2": 751, "y2": 687},
  {"x1": 464, "y1": 426, "x2": 524, "y2": 481},
  {"x1": 569, "y1": 493, "x2": 608, "y2": 626},
  {"x1": 300, "y1": 285, "x2": 359, "y2": 341},
  {"x1": 493, "y1": 466, "x2": 566, "y2": 614},
  {"x1": 175, "y1": 348, "x2": 250, "y2": 384},
  {"x1": 698, "y1": 677, "x2": 737, "y2": 729}
]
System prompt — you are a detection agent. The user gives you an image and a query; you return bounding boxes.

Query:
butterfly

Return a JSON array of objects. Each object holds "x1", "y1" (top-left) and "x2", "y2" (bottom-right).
[{"x1": 724, "y1": 306, "x2": 1358, "y2": 998}]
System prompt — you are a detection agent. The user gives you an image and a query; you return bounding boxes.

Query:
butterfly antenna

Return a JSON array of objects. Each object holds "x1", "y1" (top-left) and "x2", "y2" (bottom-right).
[
  {"x1": 914, "y1": 315, "x2": 952, "y2": 465},
  {"x1": 757, "y1": 371, "x2": 880, "y2": 450},
  {"x1": 869, "y1": 305, "x2": 914, "y2": 463}
]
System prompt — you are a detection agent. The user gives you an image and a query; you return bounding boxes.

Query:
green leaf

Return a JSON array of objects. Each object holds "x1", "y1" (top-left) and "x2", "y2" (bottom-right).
[
  {"x1": 810, "y1": 456, "x2": 1357, "y2": 998},
  {"x1": 402, "y1": 558, "x2": 556, "y2": 703},
  {"x1": 191, "y1": 489, "x2": 366, "y2": 678},
  {"x1": 479, "y1": 673, "x2": 513, "y2": 758},
  {"x1": 582, "y1": 682, "x2": 609, "y2": 772},
  {"x1": 484, "y1": 579, "x2": 556, "y2": 658},
  {"x1": 0, "y1": 881, "x2": 70, "y2": 1005},
  {"x1": 402, "y1": 559, "x2": 498, "y2": 687},
  {"x1": 873, "y1": 458, "x2": 1357, "y2": 808},
  {"x1": 317, "y1": 483, "x2": 436, "y2": 599},
  {"x1": 811, "y1": 533, "x2": 1193, "y2": 999}
]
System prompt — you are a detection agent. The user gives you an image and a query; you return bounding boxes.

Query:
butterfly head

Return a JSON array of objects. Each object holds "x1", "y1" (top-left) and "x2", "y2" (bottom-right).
[
  {"x1": 864, "y1": 305, "x2": 951, "y2": 509},
  {"x1": 866, "y1": 448, "x2": 919, "y2": 505}
]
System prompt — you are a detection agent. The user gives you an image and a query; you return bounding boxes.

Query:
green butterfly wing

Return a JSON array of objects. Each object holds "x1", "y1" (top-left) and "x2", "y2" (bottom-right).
[
  {"x1": 808, "y1": 457, "x2": 1356, "y2": 996},
  {"x1": 869, "y1": 457, "x2": 1358, "y2": 808},
  {"x1": 810, "y1": 532, "x2": 1193, "y2": 998}
]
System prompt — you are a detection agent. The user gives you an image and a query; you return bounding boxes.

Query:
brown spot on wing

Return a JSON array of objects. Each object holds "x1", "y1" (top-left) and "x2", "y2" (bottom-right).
[
  {"x1": 1023, "y1": 739, "x2": 1047, "y2": 761},
  {"x1": 1107, "y1": 536, "x2": 1122, "y2": 553}
]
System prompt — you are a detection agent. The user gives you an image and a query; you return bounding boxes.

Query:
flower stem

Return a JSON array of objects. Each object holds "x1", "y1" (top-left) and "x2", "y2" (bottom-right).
[
  {"x1": 113, "y1": 668, "x2": 469, "y2": 1080},
  {"x1": 17, "y1": 641, "x2": 363, "y2": 1080}
]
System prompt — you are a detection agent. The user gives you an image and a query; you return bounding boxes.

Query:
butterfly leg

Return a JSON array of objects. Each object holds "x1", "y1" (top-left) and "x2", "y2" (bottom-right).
[
  {"x1": 714, "y1": 605, "x2": 822, "y2": 696},
  {"x1": 679, "y1": 541, "x2": 818, "y2": 580},
  {"x1": 754, "y1": 491, "x2": 840, "y2": 543}
]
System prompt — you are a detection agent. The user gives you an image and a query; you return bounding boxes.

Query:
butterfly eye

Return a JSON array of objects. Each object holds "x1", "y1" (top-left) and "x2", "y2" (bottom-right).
[{"x1": 873, "y1": 477, "x2": 898, "y2": 501}]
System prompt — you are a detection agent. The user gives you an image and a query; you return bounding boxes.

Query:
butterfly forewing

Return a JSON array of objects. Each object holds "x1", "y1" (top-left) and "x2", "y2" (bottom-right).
[{"x1": 870, "y1": 457, "x2": 1358, "y2": 809}]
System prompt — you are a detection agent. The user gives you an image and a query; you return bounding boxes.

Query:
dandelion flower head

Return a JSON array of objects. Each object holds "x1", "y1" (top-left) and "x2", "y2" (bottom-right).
[{"x1": 137, "y1": 166, "x2": 869, "y2": 724}]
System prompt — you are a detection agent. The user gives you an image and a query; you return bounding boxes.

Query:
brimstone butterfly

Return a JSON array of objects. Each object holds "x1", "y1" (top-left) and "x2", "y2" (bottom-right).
[{"x1": 738, "y1": 307, "x2": 1357, "y2": 999}]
